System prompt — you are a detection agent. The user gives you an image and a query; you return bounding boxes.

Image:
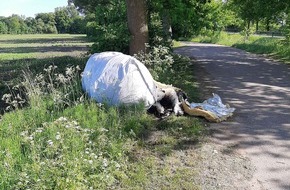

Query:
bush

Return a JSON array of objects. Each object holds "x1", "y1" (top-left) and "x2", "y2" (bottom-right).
[{"x1": 134, "y1": 44, "x2": 174, "y2": 80}]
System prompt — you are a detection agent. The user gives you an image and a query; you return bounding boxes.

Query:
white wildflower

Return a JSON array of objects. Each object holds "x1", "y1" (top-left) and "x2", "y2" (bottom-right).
[
  {"x1": 47, "y1": 140, "x2": 53, "y2": 146},
  {"x1": 76, "y1": 65, "x2": 81, "y2": 71},
  {"x1": 56, "y1": 74, "x2": 67, "y2": 83},
  {"x1": 72, "y1": 120, "x2": 78, "y2": 126},
  {"x1": 28, "y1": 136, "x2": 33, "y2": 141},
  {"x1": 65, "y1": 67, "x2": 74, "y2": 76},
  {"x1": 99, "y1": 128, "x2": 108, "y2": 132},
  {"x1": 57, "y1": 117, "x2": 68, "y2": 122},
  {"x1": 55, "y1": 134, "x2": 61, "y2": 140},
  {"x1": 103, "y1": 158, "x2": 108, "y2": 167},
  {"x1": 4, "y1": 162, "x2": 9, "y2": 168},
  {"x1": 35, "y1": 128, "x2": 43, "y2": 133},
  {"x1": 2, "y1": 93, "x2": 12, "y2": 102},
  {"x1": 20, "y1": 131, "x2": 28, "y2": 136}
]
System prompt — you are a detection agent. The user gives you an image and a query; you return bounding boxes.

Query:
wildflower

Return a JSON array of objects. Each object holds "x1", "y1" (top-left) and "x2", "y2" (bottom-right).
[
  {"x1": 35, "y1": 128, "x2": 43, "y2": 133},
  {"x1": 47, "y1": 140, "x2": 53, "y2": 146},
  {"x1": 65, "y1": 67, "x2": 74, "y2": 76},
  {"x1": 99, "y1": 128, "x2": 108, "y2": 133},
  {"x1": 56, "y1": 74, "x2": 67, "y2": 83},
  {"x1": 55, "y1": 134, "x2": 61, "y2": 140},
  {"x1": 2, "y1": 93, "x2": 12, "y2": 102},
  {"x1": 35, "y1": 74, "x2": 44, "y2": 82},
  {"x1": 4, "y1": 162, "x2": 9, "y2": 168},
  {"x1": 103, "y1": 158, "x2": 108, "y2": 167},
  {"x1": 56, "y1": 117, "x2": 68, "y2": 122},
  {"x1": 20, "y1": 131, "x2": 28, "y2": 136},
  {"x1": 28, "y1": 136, "x2": 33, "y2": 141},
  {"x1": 72, "y1": 120, "x2": 78, "y2": 126},
  {"x1": 88, "y1": 160, "x2": 93, "y2": 164}
]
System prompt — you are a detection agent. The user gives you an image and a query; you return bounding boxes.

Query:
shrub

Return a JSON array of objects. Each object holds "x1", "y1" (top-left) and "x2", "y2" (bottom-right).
[{"x1": 134, "y1": 44, "x2": 174, "y2": 80}]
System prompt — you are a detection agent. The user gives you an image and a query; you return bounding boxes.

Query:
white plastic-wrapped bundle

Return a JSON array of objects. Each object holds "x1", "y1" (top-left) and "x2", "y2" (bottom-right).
[{"x1": 82, "y1": 52, "x2": 157, "y2": 108}]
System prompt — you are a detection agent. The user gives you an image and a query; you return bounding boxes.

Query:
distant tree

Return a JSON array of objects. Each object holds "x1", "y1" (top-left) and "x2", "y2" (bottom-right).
[
  {"x1": 0, "y1": 21, "x2": 8, "y2": 34},
  {"x1": 55, "y1": 8, "x2": 71, "y2": 33},
  {"x1": 228, "y1": 0, "x2": 290, "y2": 31},
  {"x1": 260, "y1": 0, "x2": 289, "y2": 31},
  {"x1": 35, "y1": 18, "x2": 45, "y2": 33},
  {"x1": 6, "y1": 15, "x2": 22, "y2": 34},
  {"x1": 24, "y1": 17, "x2": 37, "y2": 33},
  {"x1": 35, "y1": 13, "x2": 57, "y2": 33},
  {"x1": 285, "y1": 9, "x2": 290, "y2": 42},
  {"x1": 0, "y1": 19, "x2": 8, "y2": 34},
  {"x1": 69, "y1": 16, "x2": 86, "y2": 34},
  {"x1": 55, "y1": 5, "x2": 83, "y2": 33}
]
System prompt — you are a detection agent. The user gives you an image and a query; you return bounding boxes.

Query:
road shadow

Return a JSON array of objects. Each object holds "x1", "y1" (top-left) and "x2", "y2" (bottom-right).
[{"x1": 175, "y1": 43, "x2": 290, "y2": 189}]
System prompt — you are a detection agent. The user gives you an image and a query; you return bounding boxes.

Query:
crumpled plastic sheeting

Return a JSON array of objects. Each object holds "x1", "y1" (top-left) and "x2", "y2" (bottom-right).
[
  {"x1": 190, "y1": 93, "x2": 235, "y2": 121},
  {"x1": 82, "y1": 52, "x2": 157, "y2": 108}
]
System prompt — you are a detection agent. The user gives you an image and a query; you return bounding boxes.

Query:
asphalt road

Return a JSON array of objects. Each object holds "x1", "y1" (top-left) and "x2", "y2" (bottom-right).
[{"x1": 175, "y1": 42, "x2": 290, "y2": 190}]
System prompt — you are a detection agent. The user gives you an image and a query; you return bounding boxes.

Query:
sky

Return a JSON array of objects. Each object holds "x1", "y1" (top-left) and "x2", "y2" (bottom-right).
[{"x1": 0, "y1": 0, "x2": 69, "y2": 18}]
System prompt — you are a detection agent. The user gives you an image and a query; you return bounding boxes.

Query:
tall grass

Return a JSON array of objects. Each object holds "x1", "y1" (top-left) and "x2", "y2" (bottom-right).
[{"x1": 0, "y1": 56, "x2": 203, "y2": 189}]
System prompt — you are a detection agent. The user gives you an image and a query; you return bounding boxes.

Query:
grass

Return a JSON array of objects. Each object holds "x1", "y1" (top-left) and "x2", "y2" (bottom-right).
[
  {"x1": 0, "y1": 34, "x2": 92, "y2": 113},
  {"x1": 0, "y1": 34, "x2": 205, "y2": 189},
  {"x1": 0, "y1": 34, "x2": 92, "y2": 60},
  {"x1": 191, "y1": 31, "x2": 290, "y2": 63}
]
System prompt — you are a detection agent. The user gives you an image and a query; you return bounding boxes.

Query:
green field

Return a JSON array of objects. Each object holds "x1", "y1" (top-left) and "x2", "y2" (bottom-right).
[
  {"x1": 0, "y1": 34, "x2": 92, "y2": 60},
  {"x1": 0, "y1": 34, "x2": 92, "y2": 108},
  {"x1": 0, "y1": 34, "x2": 204, "y2": 189}
]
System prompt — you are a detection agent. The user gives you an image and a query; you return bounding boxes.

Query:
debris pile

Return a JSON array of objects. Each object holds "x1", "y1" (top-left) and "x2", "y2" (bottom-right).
[
  {"x1": 82, "y1": 52, "x2": 235, "y2": 122},
  {"x1": 181, "y1": 93, "x2": 235, "y2": 122}
]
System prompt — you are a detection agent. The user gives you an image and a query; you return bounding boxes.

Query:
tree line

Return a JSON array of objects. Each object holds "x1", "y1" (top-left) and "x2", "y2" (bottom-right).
[
  {"x1": 67, "y1": 0, "x2": 290, "y2": 54},
  {"x1": 1, "y1": 0, "x2": 289, "y2": 54},
  {"x1": 0, "y1": 5, "x2": 86, "y2": 34}
]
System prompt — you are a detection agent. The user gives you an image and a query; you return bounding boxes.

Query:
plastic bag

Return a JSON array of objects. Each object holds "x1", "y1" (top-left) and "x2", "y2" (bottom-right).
[{"x1": 190, "y1": 93, "x2": 235, "y2": 121}]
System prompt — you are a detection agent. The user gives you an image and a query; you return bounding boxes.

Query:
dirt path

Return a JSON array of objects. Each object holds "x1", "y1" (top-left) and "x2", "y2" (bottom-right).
[{"x1": 175, "y1": 42, "x2": 290, "y2": 190}]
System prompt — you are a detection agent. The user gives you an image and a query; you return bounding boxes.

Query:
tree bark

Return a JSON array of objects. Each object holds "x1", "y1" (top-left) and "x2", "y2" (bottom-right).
[{"x1": 126, "y1": 0, "x2": 149, "y2": 55}]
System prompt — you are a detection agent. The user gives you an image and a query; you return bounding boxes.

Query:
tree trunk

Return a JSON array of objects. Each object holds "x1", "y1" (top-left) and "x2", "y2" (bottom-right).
[
  {"x1": 266, "y1": 19, "x2": 270, "y2": 31},
  {"x1": 126, "y1": 0, "x2": 149, "y2": 55}
]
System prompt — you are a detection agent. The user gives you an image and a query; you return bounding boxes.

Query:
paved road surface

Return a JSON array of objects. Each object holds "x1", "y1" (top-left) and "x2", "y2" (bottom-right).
[{"x1": 175, "y1": 42, "x2": 290, "y2": 190}]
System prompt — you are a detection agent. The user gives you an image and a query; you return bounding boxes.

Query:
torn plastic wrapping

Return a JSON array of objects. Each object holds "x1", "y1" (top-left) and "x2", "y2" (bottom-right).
[{"x1": 189, "y1": 93, "x2": 235, "y2": 121}]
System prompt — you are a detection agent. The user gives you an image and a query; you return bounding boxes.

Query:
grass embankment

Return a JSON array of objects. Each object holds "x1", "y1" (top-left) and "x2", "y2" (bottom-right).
[
  {"x1": 192, "y1": 32, "x2": 290, "y2": 63},
  {"x1": 0, "y1": 34, "x2": 204, "y2": 189}
]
